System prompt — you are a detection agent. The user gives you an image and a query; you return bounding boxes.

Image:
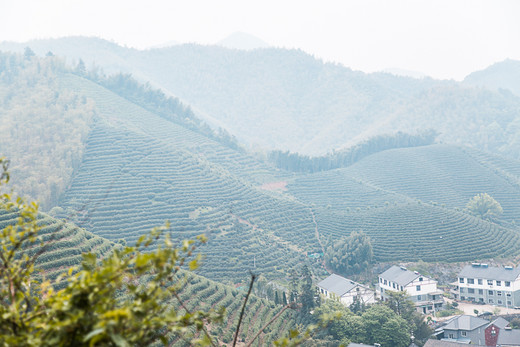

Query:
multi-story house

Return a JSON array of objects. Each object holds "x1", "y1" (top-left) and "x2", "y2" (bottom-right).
[
  {"x1": 317, "y1": 274, "x2": 376, "y2": 307},
  {"x1": 377, "y1": 265, "x2": 443, "y2": 314},
  {"x1": 455, "y1": 263, "x2": 520, "y2": 307}
]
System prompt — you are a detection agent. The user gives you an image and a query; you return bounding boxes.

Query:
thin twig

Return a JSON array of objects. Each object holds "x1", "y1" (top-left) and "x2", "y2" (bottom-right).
[
  {"x1": 245, "y1": 303, "x2": 291, "y2": 347},
  {"x1": 172, "y1": 291, "x2": 217, "y2": 347},
  {"x1": 232, "y1": 273, "x2": 257, "y2": 347}
]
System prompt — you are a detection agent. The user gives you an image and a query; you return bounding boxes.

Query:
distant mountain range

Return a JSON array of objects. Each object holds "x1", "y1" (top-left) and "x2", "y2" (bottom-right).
[
  {"x1": 464, "y1": 59, "x2": 520, "y2": 97},
  {"x1": 1, "y1": 37, "x2": 520, "y2": 157}
]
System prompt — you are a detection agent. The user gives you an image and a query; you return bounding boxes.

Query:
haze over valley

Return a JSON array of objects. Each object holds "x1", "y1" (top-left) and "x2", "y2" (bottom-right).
[{"x1": 2, "y1": 1, "x2": 520, "y2": 346}]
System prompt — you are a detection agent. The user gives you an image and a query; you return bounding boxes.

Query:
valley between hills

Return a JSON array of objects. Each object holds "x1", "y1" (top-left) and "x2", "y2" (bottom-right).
[{"x1": 3, "y1": 41, "x2": 520, "y2": 346}]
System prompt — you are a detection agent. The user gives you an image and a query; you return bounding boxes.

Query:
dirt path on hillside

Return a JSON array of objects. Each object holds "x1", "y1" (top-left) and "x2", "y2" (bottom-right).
[{"x1": 309, "y1": 208, "x2": 331, "y2": 274}]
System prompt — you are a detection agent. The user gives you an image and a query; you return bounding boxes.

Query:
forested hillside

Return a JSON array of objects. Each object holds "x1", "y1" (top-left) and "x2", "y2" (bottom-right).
[
  {"x1": 0, "y1": 52, "x2": 94, "y2": 209},
  {"x1": 3, "y1": 37, "x2": 520, "y2": 159}
]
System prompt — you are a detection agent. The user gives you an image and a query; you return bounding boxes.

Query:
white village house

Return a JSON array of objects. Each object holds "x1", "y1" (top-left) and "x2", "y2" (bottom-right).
[
  {"x1": 377, "y1": 265, "x2": 443, "y2": 314},
  {"x1": 317, "y1": 274, "x2": 376, "y2": 306},
  {"x1": 454, "y1": 263, "x2": 520, "y2": 308}
]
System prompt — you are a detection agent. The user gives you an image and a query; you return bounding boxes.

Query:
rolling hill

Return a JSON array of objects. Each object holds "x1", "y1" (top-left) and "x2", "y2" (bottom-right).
[{"x1": 287, "y1": 144, "x2": 520, "y2": 262}]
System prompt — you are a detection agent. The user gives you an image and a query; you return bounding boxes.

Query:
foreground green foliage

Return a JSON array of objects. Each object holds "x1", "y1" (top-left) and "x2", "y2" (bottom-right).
[{"x1": 313, "y1": 294, "x2": 432, "y2": 347}]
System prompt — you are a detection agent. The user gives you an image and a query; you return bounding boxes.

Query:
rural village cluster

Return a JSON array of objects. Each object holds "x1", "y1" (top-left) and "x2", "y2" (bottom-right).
[{"x1": 317, "y1": 263, "x2": 520, "y2": 346}]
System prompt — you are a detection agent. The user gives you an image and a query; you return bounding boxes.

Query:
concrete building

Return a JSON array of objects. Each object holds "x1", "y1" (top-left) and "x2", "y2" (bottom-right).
[
  {"x1": 317, "y1": 274, "x2": 376, "y2": 307},
  {"x1": 455, "y1": 263, "x2": 520, "y2": 308},
  {"x1": 377, "y1": 265, "x2": 443, "y2": 314}
]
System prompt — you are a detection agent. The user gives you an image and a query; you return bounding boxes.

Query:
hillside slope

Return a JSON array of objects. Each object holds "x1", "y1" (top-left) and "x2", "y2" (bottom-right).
[
  {"x1": 53, "y1": 72, "x2": 320, "y2": 282},
  {"x1": 464, "y1": 59, "x2": 520, "y2": 97},
  {"x1": 288, "y1": 144, "x2": 520, "y2": 262}
]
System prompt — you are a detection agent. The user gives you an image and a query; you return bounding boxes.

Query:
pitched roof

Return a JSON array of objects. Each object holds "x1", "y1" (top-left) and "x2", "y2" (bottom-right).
[
  {"x1": 347, "y1": 344, "x2": 375, "y2": 347},
  {"x1": 497, "y1": 328, "x2": 520, "y2": 346},
  {"x1": 442, "y1": 315, "x2": 489, "y2": 331},
  {"x1": 379, "y1": 265, "x2": 422, "y2": 286},
  {"x1": 424, "y1": 340, "x2": 485, "y2": 347},
  {"x1": 459, "y1": 264, "x2": 520, "y2": 281},
  {"x1": 317, "y1": 274, "x2": 360, "y2": 297},
  {"x1": 490, "y1": 317, "x2": 510, "y2": 329}
]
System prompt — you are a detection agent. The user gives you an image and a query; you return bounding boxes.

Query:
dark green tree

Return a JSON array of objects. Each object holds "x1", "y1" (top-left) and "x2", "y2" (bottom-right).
[
  {"x1": 299, "y1": 265, "x2": 315, "y2": 314},
  {"x1": 466, "y1": 193, "x2": 503, "y2": 221},
  {"x1": 325, "y1": 230, "x2": 373, "y2": 276}
]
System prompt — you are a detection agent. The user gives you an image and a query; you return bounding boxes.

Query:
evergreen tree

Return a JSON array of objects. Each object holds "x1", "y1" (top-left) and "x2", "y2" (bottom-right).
[
  {"x1": 300, "y1": 265, "x2": 315, "y2": 314},
  {"x1": 275, "y1": 291, "x2": 280, "y2": 305}
]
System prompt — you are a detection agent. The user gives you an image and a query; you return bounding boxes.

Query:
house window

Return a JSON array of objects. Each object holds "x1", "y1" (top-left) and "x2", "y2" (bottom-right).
[
  {"x1": 419, "y1": 277, "x2": 423, "y2": 281},
  {"x1": 468, "y1": 288, "x2": 475, "y2": 294},
  {"x1": 460, "y1": 288, "x2": 465, "y2": 293},
  {"x1": 479, "y1": 298, "x2": 484, "y2": 302},
  {"x1": 489, "y1": 299, "x2": 494, "y2": 304},
  {"x1": 478, "y1": 279, "x2": 483, "y2": 285},
  {"x1": 468, "y1": 278, "x2": 475, "y2": 284},
  {"x1": 393, "y1": 283, "x2": 396, "y2": 289},
  {"x1": 416, "y1": 285, "x2": 421, "y2": 291},
  {"x1": 508, "y1": 300, "x2": 512, "y2": 306},
  {"x1": 449, "y1": 333, "x2": 454, "y2": 339},
  {"x1": 496, "y1": 281, "x2": 501, "y2": 286},
  {"x1": 505, "y1": 281, "x2": 511, "y2": 287},
  {"x1": 379, "y1": 278, "x2": 382, "y2": 283},
  {"x1": 497, "y1": 291, "x2": 502, "y2": 296},
  {"x1": 384, "y1": 279, "x2": 387, "y2": 285},
  {"x1": 417, "y1": 295, "x2": 422, "y2": 301},
  {"x1": 400, "y1": 286, "x2": 403, "y2": 291},
  {"x1": 498, "y1": 300, "x2": 503, "y2": 305},
  {"x1": 488, "y1": 280, "x2": 493, "y2": 285},
  {"x1": 489, "y1": 290, "x2": 494, "y2": 295},
  {"x1": 479, "y1": 289, "x2": 484, "y2": 294},
  {"x1": 461, "y1": 331, "x2": 467, "y2": 337},
  {"x1": 459, "y1": 278, "x2": 464, "y2": 283},
  {"x1": 507, "y1": 292, "x2": 512, "y2": 297}
]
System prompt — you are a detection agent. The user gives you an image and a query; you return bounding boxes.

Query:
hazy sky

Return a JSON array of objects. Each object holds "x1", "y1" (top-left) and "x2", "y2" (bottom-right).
[{"x1": 1, "y1": 0, "x2": 519, "y2": 80}]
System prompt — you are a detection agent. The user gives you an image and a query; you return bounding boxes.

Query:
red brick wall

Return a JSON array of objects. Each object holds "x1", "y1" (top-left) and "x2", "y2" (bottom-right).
[{"x1": 485, "y1": 324, "x2": 499, "y2": 347}]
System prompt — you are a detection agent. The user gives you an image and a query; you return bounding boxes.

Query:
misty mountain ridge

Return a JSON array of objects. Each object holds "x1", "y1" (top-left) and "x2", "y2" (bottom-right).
[{"x1": 2, "y1": 36, "x2": 520, "y2": 158}]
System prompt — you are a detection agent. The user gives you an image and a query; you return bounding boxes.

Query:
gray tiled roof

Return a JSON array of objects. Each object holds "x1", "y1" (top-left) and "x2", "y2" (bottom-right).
[
  {"x1": 424, "y1": 340, "x2": 485, "y2": 347},
  {"x1": 497, "y1": 328, "x2": 520, "y2": 345},
  {"x1": 491, "y1": 317, "x2": 510, "y2": 329},
  {"x1": 379, "y1": 265, "x2": 421, "y2": 286},
  {"x1": 459, "y1": 264, "x2": 520, "y2": 281},
  {"x1": 317, "y1": 274, "x2": 359, "y2": 297},
  {"x1": 442, "y1": 315, "x2": 489, "y2": 331}
]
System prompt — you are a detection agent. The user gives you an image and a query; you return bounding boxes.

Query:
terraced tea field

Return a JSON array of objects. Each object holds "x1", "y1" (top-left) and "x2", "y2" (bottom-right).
[
  {"x1": 56, "y1": 74, "x2": 320, "y2": 282},
  {"x1": 313, "y1": 203, "x2": 520, "y2": 262},
  {"x1": 167, "y1": 272, "x2": 296, "y2": 346},
  {"x1": 337, "y1": 145, "x2": 520, "y2": 222},
  {"x1": 0, "y1": 208, "x2": 114, "y2": 281},
  {"x1": 0, "y1": 207, "x2": 295, "y2": 345},
  {"x1": 288, "y1": 145, "x2": 520, "y2": 262}
]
